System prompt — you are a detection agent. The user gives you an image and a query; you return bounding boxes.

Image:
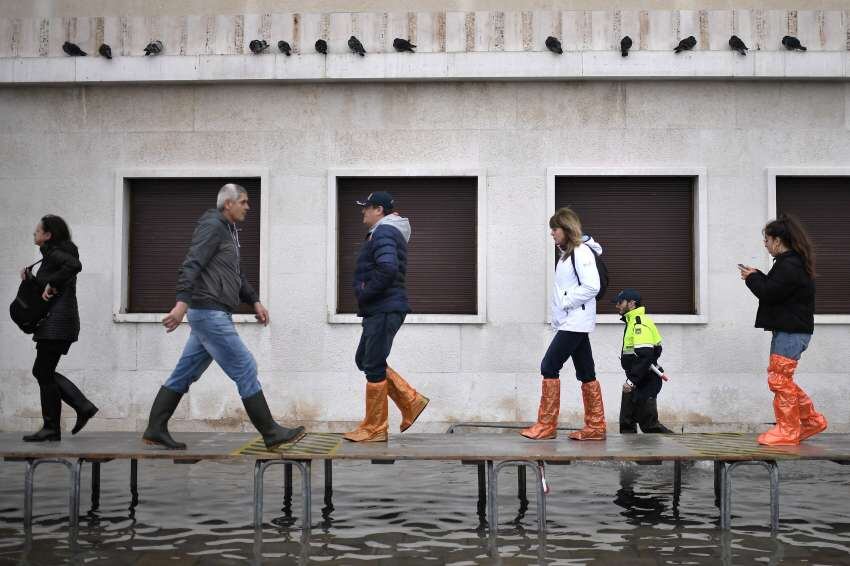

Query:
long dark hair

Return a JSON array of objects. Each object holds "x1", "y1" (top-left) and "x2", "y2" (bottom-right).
[
  {"x1": 40, "y1": 214, "x2": 73, "y2": 245},
  {"x1": 764, "y1": 213, "x2": 816, "y2": 278}
]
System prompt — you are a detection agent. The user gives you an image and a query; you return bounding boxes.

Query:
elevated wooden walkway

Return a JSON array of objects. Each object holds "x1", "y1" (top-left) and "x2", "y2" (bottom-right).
[{"x1": 2, "y1": 430, "x2": 849, "y2": 550}]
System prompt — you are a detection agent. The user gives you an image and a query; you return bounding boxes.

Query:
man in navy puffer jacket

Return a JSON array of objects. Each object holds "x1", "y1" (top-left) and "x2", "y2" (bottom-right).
[{"x1": 344, "y1": 192, "x2": 429, "y2": 442}]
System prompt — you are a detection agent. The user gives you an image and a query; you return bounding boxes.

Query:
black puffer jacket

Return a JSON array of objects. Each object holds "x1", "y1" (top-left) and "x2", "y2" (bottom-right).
[
  {"x1": 32, "y1": 241, "x2": 82, "y2": 342},
  {"x1": 745, "y1": 251, "x2": 814, "y2": 334}
]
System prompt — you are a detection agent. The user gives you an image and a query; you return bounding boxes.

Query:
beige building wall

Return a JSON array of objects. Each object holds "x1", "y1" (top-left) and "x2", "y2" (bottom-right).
[
  {"x1": 0, "y1": 3, "x2": 848, "y2": 434},
  {"x1": 1, "y1": 80, "x2": 849, "y2": 435}
]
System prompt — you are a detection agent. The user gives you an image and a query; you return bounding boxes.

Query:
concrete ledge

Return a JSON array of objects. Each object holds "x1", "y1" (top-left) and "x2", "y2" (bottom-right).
[
  {"x1": 113, "y1": 313, "x2": 260, "y2": 324},
  {"x1": 1, "y1": 51, "x2": 847, "y2": 84}
]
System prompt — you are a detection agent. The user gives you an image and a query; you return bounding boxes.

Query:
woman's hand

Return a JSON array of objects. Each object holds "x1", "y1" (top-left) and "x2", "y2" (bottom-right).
[
  {"x1": 738, "y1": 265, "x2": 758, "y2": 280},
  {"x1": 41, "y1": 283, "x2": 57, "y2": 301}
]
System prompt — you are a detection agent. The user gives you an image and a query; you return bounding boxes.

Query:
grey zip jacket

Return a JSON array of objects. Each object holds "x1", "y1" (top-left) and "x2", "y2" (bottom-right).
[{"x1": 175, "y1": 209, "x2": 259, "y2": 312}]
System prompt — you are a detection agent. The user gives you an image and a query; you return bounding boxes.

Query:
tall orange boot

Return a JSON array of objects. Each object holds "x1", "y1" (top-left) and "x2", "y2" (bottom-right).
[
  {"x1": 797, "y1": 385, "x2": 827, "y2": 441},
  {"x1": 757, "y1": 354, "x2": 801, "y2": 446},
  {"x1": 520, "y1": 379, "x2": 560, "y2": 440},
  {"x1": 569, "y1": 380, "x2": 606, "y2": 441},
  {"x1": 386, "y1": 367, "x2": 429, "y2": 432},
  {"x1": 343, "y1": 381, "x2": 388, "y2": 442},
  {"x1": 768, "y1": 355, "x2": 828, "y2": 441}
]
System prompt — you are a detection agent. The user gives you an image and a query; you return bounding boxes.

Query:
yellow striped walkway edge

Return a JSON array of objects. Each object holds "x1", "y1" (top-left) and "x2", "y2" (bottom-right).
[{"x1": 231, "y1": 432, "x2": 342, "y2": 457}]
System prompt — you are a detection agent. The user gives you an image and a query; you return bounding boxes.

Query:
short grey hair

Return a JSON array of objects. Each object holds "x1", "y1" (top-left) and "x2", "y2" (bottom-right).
[{"x1": 216, "y1": 183, "x2": 247, "y2": 210}]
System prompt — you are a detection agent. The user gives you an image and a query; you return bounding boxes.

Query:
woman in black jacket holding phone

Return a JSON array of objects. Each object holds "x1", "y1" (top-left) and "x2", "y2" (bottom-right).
[
  {"x1": 739, "y1": 214, "x2": 826, "y2": 446},
  {"x1": 21, "y1": 215, "x2": 98, "y2": 441}
]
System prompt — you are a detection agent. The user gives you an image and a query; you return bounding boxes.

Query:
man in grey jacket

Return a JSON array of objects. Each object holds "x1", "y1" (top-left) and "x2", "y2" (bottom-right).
[{"x1": 142, "y1": 183, "x2": 304, "y2": 450}]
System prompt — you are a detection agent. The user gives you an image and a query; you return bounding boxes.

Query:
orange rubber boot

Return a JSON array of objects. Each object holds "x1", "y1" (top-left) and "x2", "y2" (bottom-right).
[
  {"x1": 569, "y1": 380, "x2": 606, "y2": 441},
  {"x1": 343, "y1": 381, "x2": 389, "y2": 442},
  {"x1": 797, "y1": 385, "x2": 827, "y2": 441},
  {"x1": 386, "y1": 367, "x2": 429, "y2": 432},
  {"x1": 521, "y1": 379, "x2": 560, "y2": 440},
  {"x1": 757, "y1": 354, "x2": 801, "y2": 446}
]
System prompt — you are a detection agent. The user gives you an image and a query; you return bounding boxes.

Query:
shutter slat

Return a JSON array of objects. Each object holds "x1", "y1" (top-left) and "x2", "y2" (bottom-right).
[
  {"x1": 555, "y1": 176, "x2": 696, "y2": 315},
  {"x1": 129, "y1": 178, "x2": 261, "y2": 314},
  {"x1": 337, "y1": 177, "x2": 478, "y2": 315},
  {"x1": 777, "y1": 176, "x2": 850, "y2": 314}
]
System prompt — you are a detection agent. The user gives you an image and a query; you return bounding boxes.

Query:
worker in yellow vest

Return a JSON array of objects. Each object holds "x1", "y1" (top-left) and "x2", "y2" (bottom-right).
[{"x1": 614, "y1": 289, "x2": 673, "y2": 434}]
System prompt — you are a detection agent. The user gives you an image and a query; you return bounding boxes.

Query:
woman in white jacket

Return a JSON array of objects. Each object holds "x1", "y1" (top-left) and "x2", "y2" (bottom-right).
[{"x1": 521, "y1": 207, "x2": 606, "y2": 440}]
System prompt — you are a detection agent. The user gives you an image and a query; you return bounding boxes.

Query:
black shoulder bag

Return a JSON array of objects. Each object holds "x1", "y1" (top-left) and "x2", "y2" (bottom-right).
[{"x1": 9, "y1": 258, "x2": 51, "y2": 334}]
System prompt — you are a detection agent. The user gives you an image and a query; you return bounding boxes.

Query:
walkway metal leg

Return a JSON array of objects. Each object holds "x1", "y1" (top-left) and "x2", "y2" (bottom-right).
[
  {"x1": 254, "y1": 459, "x2": 312, "y2": 537},
  {"x1": 283, "y1": 463, "x2": 293, "y2": 517},
  {"x1": 768, "y1": 462, "x2": 780, "y2": 533},
  {"x1": 488, "y1": 460, "x2": 548, "y2": 554},
  {"x1": 529, "y1": 463, "x2": 547, "y2": 538},
  {"x1": 486, "y1": 460, "x2": 497, "y2": 554},
  {"x1": 253, "y1": 461, "x2": 264, "y2": 529},
  {"x1": 323, "y1": 460, "x2": 334, "y2": 516},
  {"x1": 673, "y1": 460, "x2": 682, "y2": 507},
  {"x1": 24, "y1": 460, "x2": 34, "y2": 529},
  {"x1": 720, "y1": 462, "x2": 730, "y2": 530},
  {"x1": 714, "y1": 461, "x2": 723, "y2": 508},
  {"x1": 476, "y1": 463, "x2": 486, "y2": 522},
  {"x1": 517, "y1": 466, "x2": 526, "y2": 501},
  {"x1": 23, "y1": 458, "x2": 79, "y2": 530},
  {"x1": 721, "y1": 460, "x2": 780, "y2": 532},
  {"x1": 91, "y1": 461, "x2": 101, "y2": 511},
  {"x1": 302, "y1": 461, "x2": 312, "y2": 532},
  {"x1": 129, "y1": 458, "x2": 139, "y2": 508},
  {"x1": 70, "y1": 459, "x2": 81, "y2": 530}
]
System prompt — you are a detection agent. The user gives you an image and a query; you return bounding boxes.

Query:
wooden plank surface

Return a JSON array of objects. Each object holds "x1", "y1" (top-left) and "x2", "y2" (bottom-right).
[{"x1": 2, "y1": 432, "x2": 850, "y2": 463}]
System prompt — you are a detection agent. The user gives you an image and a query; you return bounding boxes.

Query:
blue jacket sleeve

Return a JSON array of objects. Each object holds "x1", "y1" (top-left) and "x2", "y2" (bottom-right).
[{"x1": 358, "y1": 229, "x2": 399, "y2": 302}]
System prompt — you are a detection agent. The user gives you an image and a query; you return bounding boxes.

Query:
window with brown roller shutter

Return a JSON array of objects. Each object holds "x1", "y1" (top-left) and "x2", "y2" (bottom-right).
[
  {"x1": 776, "y1": 176, "x2": 848, "y2": 315},
  {"x1": 336, "y1": 177, "x2": 478, "y2": 315},
  {"x1": 128, "y1": 177, "x2": 261, "y2": 314},
  {"x1": 555, "y1": 176, "x2": 696, "y2": 315}
]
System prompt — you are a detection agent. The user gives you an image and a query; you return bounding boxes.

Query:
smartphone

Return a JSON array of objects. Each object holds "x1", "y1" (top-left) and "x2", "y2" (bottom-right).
[{"x1": 737, "y1": 263, "x2": 747, "y2": 270}]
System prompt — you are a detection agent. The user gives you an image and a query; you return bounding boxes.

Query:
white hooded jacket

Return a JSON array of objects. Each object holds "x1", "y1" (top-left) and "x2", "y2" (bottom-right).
[{"x1": 550, "y1": 236, "x2": 603, "y2": 333}]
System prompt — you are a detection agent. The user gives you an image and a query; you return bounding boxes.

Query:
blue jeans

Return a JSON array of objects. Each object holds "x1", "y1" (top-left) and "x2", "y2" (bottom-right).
[
  {"x1": 164, "y1": 309, "x2": 261, "y2": 399},
  {"x1": 770, "y1": 331, "x2": 811, "y2": 361}
]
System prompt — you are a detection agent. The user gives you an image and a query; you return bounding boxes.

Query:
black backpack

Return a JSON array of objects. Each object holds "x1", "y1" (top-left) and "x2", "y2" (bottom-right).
[
  {"x1": 9, "y1": 259, "x2": 52, "y2": 334},
  {"x1": 569, "y1": 245, "x2": 609, "y2": 301}
]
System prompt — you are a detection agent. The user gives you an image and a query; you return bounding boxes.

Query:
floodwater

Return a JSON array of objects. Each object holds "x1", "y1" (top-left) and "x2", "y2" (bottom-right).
[{"x1": 0, "y1": 454, "x2": 849, "y2": 565}]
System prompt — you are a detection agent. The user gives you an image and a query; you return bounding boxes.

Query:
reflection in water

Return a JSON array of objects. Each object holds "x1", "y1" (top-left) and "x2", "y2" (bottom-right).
[{"x1": 0, "y1": 458, "x2": 848, "y2": 564}]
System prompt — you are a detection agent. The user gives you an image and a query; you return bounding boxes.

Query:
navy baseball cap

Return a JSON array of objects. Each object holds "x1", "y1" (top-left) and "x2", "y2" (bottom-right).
[
  {"x1": 612, "y1": 288, "x2": 641, "y2": 304},
  {"x1": 356, "y1": 191, "x2": 394, "y2": 211}
]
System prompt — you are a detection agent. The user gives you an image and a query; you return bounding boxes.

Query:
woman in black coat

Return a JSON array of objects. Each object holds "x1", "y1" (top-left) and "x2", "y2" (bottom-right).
[
  {"x1": 20, "y1": 215, "x2": 98, "y2": 441},
  {"x1": 739, "y1": 213, "x2": 826, "y2": 446}
]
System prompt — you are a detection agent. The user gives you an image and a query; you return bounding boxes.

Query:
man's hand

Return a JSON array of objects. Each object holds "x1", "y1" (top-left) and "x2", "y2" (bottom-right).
[
  {"x1": 20, "y1": 267, "x2": 27, "y2": 281},
  {"x1": 622, "y1": 379, "x2": 635, "y2": 393},
  {"x1": 41, "y1": 283, "x2": 57, "y2": 301},
  {"x1": 162, "y1": 301, "x2": 189, "y2": 333},
  {"x1": 254, "y1": 302, "x2": 270, "y2": 326}
]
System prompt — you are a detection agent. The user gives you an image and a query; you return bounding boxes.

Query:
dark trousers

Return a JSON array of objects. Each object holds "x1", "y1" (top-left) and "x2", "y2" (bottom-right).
[
  {"x1": 540, "y1": 331, "x2": 596, "y2": 381},
  {"x1": 355, "y1": 312, "x2": 406, "y2": 382},
  {"x1": 619, "y1": 391, "x2": 674, "y2": 434},
  {"x1": 32, "y1": 341, "x2": 92, "y2": 429}
]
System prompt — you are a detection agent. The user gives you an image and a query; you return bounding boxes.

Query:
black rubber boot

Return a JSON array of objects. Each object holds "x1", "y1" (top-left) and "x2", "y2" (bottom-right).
[
  {"x1": 142, "y1": 386, "x2": 186, "y2": 450},
  {"x1": 637, "y1": 398, "x2": 675, "y2": 434},
  {"x1": 23, "y1": 382, "x2": 61, "y2": 442},
  {"x1": 54, "y1": 372, "x2": 99, "y2": 435},
  {"x1": 242, "y1": 390, "x2": 305, "y2": 449}
]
